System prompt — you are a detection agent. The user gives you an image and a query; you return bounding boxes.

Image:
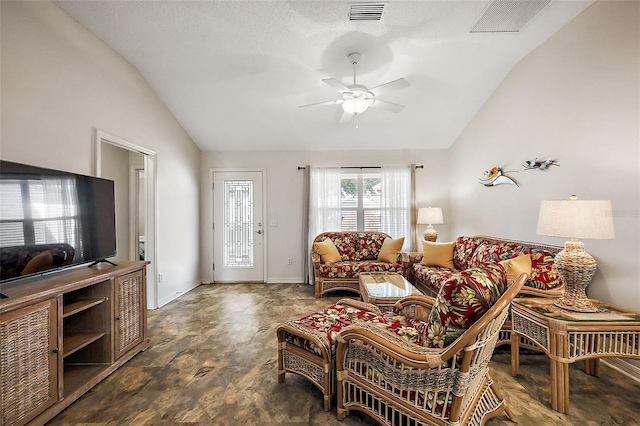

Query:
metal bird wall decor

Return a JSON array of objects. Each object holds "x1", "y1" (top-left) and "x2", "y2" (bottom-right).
[
  {"x1": 523, "y1": 157, "x2": 559, "y2": 170},
  {"x1": 479, "y1": 166, "x2": 519, "y2": 187}
]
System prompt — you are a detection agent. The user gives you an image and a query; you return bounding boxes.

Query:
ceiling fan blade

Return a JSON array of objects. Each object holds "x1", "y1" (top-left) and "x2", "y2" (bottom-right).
[
  {"x1": 370, "y1": 99, "x2": 405, "y2": 113},
  {"x1": 369, "y1": 78, "x2": 410, "y2": 96},
  {"x1": 322, "y1": 78, "x2": 351, "y2": 93},
  {"x1": 299, "y1": 99, "x2": 343, "y2": 108}
]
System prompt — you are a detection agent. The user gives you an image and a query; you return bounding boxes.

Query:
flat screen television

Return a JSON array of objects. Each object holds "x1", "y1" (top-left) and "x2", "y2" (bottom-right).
[{"x1": 0, "y1": 160, "x2": 117, "y2": 284}]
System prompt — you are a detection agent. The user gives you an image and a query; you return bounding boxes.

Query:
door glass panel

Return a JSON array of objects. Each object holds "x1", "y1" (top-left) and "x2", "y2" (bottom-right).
[{"x1": 223, "y1": 180, "x2": 254, "y2": 268}]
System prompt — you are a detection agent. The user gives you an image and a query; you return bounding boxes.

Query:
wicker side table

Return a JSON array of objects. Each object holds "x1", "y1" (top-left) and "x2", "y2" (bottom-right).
[{"x1": 510, "y1": 297, "x2": 640, "y2": 414}]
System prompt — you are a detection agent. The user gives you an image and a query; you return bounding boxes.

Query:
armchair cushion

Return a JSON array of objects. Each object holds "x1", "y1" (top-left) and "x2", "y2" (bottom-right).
[
  {"x1": 313, "y1": 238, "x2": 341, "y2": 263},
  {"x1": 421, "y1": 241, "x2": 455, "y2": 269},
  {"x1": 377, "y1": 237, "x2": 405, "y2": 263},
  {"x1": 425, "y1": 262, "x2": 507, "y2": 348}
]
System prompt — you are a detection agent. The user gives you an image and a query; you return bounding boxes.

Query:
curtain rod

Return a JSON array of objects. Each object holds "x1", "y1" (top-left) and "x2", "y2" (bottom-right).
[{"x1": 297, "y1": 165, "x2": 423, "y2": 170}]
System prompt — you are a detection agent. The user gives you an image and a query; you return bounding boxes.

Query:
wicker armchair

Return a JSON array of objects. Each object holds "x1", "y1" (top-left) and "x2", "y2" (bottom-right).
[{"x1": 335, "y1": 273, "x2": 527, "y2": 426}]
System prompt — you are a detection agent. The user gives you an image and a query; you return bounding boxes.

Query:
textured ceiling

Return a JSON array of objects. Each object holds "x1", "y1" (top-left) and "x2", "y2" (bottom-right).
[{"x1": 54, "y1": 0, "x2": 594, "y2": 151}]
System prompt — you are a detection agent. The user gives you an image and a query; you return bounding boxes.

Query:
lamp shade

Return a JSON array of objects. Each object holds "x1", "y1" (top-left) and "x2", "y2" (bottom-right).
[
  {"x1": 417, "y1": 207, "x2": 444, "y2": 225},
  {"x1": 536, "y1": 198, "x2": 614, "y2": 240}
]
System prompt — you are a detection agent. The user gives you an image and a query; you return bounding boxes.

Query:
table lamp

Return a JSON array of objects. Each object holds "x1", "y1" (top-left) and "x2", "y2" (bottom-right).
[
  {"x1": 536, "y1": 195, "x2": 615, "y2": 312},
  {"x1": 417, "y1": 207, "x2": 443, "y2": 242}
]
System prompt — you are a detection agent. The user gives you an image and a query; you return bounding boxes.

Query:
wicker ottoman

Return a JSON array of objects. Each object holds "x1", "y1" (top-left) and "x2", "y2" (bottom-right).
[{"x1": 276, "y1": 299, "x2": 381, "y2": 411}]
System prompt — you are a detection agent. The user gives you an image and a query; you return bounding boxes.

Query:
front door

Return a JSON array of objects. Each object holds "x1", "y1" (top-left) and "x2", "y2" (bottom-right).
[{"x1": 213, "y1": 171, "x2": 264, "y2": 282}]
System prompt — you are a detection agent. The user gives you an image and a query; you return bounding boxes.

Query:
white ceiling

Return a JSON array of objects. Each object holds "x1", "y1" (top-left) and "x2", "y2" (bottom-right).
[{"x1": 54, "y1": 0, "x2": 593, "y2": 152}]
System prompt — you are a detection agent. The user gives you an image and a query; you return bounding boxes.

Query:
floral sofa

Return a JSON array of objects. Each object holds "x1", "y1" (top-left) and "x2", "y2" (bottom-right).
[
  {"x1": 312, "y1": 231, "x2": 409, "y2": 298},
  {"x1": 409, "y1": 235, "x2": 564, "y2": 347}
]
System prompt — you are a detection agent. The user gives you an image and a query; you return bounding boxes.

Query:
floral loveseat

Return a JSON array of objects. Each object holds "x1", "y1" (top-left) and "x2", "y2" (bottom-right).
[
  {"x1": 409, "y1": 235, "x2": 564, "y2": 346},
  {"x1": 312, "y1": 231, "x2": 409, "y2": 298}
]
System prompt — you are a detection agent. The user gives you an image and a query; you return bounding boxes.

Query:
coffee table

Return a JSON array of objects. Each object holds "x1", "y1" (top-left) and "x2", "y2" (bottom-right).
[
  {"x1": 358, "y1": 272, "x2": 422, "y2": 311},
  {"x1": 510, "y1": 297, "x2": 640, "y2": 414}
]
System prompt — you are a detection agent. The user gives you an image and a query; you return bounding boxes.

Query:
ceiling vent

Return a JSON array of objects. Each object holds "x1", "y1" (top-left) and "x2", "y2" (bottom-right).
[
  {"x1": 470, "y1": 0, "x2": 552, "y2": 33},
  {"x1": 348, "y1": 3, "x2": 385, "y2": 21}
]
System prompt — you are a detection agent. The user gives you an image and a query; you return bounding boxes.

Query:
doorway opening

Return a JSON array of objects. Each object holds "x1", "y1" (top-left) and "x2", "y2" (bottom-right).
[{"x1": 95, "y1": 130, "x2": 158, "y2": 309}]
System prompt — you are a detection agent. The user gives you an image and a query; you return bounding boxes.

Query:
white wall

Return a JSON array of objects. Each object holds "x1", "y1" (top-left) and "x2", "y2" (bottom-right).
[
  {"x1": 449, "y1": 0, "x2": 640, "y2": 311},
  {"x1": 200, "y1": 149, "x2": 450, "y2": 283},
  {"x1": 1, "y1": 1, "x2": 201, "y2": 307}
]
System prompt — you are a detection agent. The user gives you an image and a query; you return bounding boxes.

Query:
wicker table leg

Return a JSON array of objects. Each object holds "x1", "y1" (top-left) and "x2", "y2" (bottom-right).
[
  {"x1": 549, "y1": 318, "x2": 570, "y2": 414},
  {"x1": 584, "y1": 358, "x2": 600, "y2": 377}
]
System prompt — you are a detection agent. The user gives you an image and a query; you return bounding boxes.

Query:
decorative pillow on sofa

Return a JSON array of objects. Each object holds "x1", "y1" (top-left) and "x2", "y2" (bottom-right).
[
  {"x1": 424, "y1": 263, "x2": 507, "y2": 348},
  {"x1": 421, "y1": 241, "x2": 455, "y2": 269},
  {"x1": 314, "y1": 238, "x2": 342, "y2": 263},
  {"x1": 529, "y1": 249, "x2": 562, "y2": 290},
  {"x1": 377, "y1": 237, "x2": 404, "y2": 263},
  {"x1": 499, "y1": 253, "x2": 532, "y2": 283}
]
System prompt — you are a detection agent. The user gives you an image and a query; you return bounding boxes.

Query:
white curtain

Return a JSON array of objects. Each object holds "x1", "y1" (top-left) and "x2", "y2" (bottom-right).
[
  {"x1": 309, "y1": 167, "x2": 342, "y2": 238},
  {"x1": 380, "y1": 167, "x2": 411, "y2": 251},
  {"x1": 308, "y1": 167, "x2": 342, "y2": 283}
]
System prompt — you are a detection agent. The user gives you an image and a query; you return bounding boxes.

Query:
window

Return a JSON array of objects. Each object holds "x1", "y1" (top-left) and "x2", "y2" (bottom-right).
[
  {"x1": 310, "y1": 167, "x2": 410, "y2": 249},
  {"x1": 340, "y1": 172, "x2": 382, "y2": 231}
]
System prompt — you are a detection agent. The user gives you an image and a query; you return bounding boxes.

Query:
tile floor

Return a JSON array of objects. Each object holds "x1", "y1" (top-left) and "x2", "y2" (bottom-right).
[{"x1": 49, "y1": 283, "x2": 640, "y2": 425}]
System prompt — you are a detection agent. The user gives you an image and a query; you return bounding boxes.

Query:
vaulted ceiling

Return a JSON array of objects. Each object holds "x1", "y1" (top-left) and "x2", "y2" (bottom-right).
[{"x1": 54, "y1": 0, "x2": 593, "y2": 151}]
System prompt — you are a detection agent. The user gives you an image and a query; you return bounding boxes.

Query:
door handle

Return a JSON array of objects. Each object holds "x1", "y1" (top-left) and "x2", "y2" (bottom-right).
[{"x1": 256, "y1": 230, "x2": 262, "y2": 235}]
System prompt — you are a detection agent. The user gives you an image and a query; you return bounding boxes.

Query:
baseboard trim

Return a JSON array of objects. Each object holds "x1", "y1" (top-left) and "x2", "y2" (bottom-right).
[
  {"x1": 266, "y1": 278, "x2": 304, "y2": 284},
  {"x1": 602, "y1": 358, "x2": 640, "y2": 384},
  {"x1": 157, "y1": 279, "x2": 200, "y2": 307}
]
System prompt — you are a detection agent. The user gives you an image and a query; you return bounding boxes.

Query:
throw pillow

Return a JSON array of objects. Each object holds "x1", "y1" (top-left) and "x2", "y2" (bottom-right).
[
  {"x1": 313, "y1": 238, "x2": 341, "y2": 263},
  {"x1": 499, "y1": 253, "x2": 532, "y2": 283},
  {"x1": 424, "y1": 262, "x2": 507, "y2": 348},
  {"x1": 377, "y1": 237, "x2": 405, "y2": 263},
  {"x1": 421, "y1": 241, "x2": 455, "y2": 269}
]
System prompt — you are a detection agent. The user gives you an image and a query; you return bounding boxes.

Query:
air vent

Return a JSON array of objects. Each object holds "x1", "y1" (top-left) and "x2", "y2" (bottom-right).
[
  {"x1": 470, "y1": 0, "x2": 552, "y2": 33},
  {"x1": 348, "y1": 3, "x2": 385, "y2": 21}
]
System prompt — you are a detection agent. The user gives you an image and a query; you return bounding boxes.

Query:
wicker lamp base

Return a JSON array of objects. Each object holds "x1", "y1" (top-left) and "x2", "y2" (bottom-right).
[
  {"x1": 423, "y1": 226, "x2": 438, "y2": 242},
  {"x1": 553, "y1": 240, "x2": 598, "y2": 313}
]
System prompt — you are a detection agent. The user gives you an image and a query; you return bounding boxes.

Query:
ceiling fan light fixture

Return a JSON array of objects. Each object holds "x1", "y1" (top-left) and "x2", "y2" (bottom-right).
[{"x1": 342, "y1": 97, "x2": 372, "y2": 114}]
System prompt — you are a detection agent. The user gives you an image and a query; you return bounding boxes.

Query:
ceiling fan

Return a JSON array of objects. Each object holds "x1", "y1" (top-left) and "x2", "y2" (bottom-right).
[{"x1": 300, "y1": 52, "x2": 410, "y2": 127}]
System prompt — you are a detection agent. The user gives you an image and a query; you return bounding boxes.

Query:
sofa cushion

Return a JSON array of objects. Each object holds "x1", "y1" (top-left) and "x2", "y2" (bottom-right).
[
  {"x1": 424, "y1": 263, "x2": 508, "y2": 348},
  {"x1": 378, "y1": 237, "x2": 404, "y2": 263},
  {"x1": 411, "y1": 264, "x2": 455, "y2": 295},
  {"x1": 499, "y1": 253, "x2": 532, "y2": 283},
  {"x1": 317, "y1": 261, "x2": 404, "y2": 279},
  {"x1": 421, "y1": 241, "x2": 455, "y2": 269},
  {"x1": 314, "y1": 238, "x2": 342, "y2": 263}
]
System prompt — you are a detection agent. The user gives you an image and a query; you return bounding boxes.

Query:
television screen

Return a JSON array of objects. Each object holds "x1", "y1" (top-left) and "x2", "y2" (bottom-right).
[{"x1": 0, "y1": 160, "x2": 117, "y2": 283}]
